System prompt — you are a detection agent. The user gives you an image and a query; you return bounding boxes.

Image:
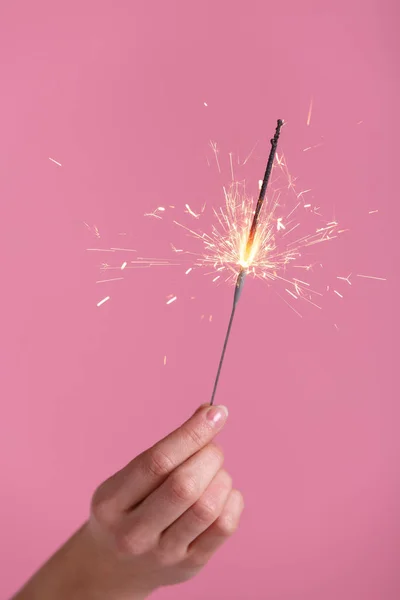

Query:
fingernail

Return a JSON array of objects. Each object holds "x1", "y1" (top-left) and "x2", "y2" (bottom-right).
[{"x1": 206, "y1": 405, "x2": 229, "y2": 425}]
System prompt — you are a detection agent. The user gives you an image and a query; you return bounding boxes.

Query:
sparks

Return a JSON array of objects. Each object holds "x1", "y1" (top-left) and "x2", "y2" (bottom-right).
[
  {"x1": 110, "y1": 248, "x2": 137, "y2": 252},
  {"x1": 121, "y1": 261, "x2": 127, "y2": 270},
  {"x1": 356, "y1": 274, "x2": 386, "y2": 281},
  {"x1": 173, "y1": 168, "x2": 338, "y2": 300},
  {"x1": 84, "y1": 223, "x2": 101, "y2": 238},
  {"x1": 49, "y1": 157, "x2": 62, "y2": 167},
  {"x1": 87, "y1": 248, "x2": 115, "y2": 252},
  {"x1": 93, "y1": 121, "x2": 341, "y2": 320},
  {"x1": 303, "y1": 142, "x2": 323, "y2": 152},
  {"x1": 185, "y1": 204, "x2": 200, "y2": 218},
  {"x1": 277, "y1": 217, "x2": 285, "y2": 231},
  {"x1": 337, "y1": 273, "x2": 352, "y2": 285},
  {"x1": 97, "y1": 296, "x2": 110, "y2": 307},
  {"x1": 166, "y1": 296, "x2": 177, "y2": 305},
  {"x1": 242, "y1": 141, "x2": 259, "y2": 166},
  {"x1": 306, "y1": 97, "x2": 313, "y2": 126},
  {"x1": 229, "y1": 152, "x2": 234, "y2": 181},
  {"x1": 286, "y1": 288, "x2": 298, "y2": 300},
  {"x1": 210, "y1": 141, "x2": 221, "y2": 173},
  {"x1": 96, "y1": 277, "x2": 124, "y2": 283},
  {"x1": 145, "y1": 207, "x2": 165, "y2": 219}
]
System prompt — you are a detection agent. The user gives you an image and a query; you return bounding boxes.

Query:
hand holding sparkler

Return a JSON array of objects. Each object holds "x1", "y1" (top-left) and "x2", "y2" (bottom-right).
[
  {"x1": 210, "y1": 119, "x2": 284, "y2": 405},
  {"x1": 13, "y1": 404, "x2": 242, "y2": 600}
]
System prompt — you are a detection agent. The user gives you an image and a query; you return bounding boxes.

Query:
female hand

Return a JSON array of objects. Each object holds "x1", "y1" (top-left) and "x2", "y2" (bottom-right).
[{"x1": 14, "y1": 403, "x2": 244, "y2": 599}]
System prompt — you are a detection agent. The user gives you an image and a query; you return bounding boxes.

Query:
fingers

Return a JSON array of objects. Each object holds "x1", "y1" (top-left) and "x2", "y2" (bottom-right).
[
  {"x1": 158, "y1": 468, "x2": 232, "y2": 555},
  {"x1": 187, "y1": 489, "x2": 244, "y2": 565},
  {"x1": 92, "y1": 404, "x2": 228, "y2": 519},
  {"x1": 123, "y1": 442, "x2": 224, "y2": 539}
]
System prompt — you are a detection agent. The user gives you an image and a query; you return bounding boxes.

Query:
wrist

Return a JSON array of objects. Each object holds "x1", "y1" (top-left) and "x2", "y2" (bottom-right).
[
  {"x1": 13, "y1": 524, "x2": 153, "y2": 600},
  {"x1": 12, "y1": 525, "x2": 92, "y2": 600}
]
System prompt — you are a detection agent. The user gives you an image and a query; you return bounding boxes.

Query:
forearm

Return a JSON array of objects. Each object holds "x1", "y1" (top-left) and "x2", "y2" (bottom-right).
[{"x1": 12, "y1": 524, "x2": 151, "y2": 600}]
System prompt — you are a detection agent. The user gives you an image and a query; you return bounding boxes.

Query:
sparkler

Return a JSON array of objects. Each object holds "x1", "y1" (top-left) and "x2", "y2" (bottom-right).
[
  {"x1": 86, "y1": 112, "x2": 386, "y2": 394},
  {"x1": 210, "y1": 119, "x2": 283, "y2": 405}
]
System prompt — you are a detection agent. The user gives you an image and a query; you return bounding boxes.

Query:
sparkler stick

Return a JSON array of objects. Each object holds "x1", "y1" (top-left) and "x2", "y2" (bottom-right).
[{"x1": 210, "y1": 119, "x2": 283, "y2": 405}]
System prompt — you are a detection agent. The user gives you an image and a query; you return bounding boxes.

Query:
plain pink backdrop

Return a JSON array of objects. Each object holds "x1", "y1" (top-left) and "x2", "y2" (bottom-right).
[{"x1": 1, "y1": 1, "x2": 398, "y2": 599}]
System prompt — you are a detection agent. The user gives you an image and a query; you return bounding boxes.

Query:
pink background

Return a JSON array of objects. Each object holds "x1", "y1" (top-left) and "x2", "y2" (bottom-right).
[{"x1": 1, "y1": 1, "x2": 398, "y2": 598}]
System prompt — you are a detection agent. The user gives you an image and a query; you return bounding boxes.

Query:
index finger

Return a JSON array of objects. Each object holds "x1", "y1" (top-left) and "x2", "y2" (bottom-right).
[{"x1": 102, "y1": 403, "x2": 229, "y2": 515}]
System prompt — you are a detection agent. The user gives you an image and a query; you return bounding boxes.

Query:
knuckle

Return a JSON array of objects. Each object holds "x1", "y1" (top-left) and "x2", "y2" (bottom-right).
[
  {"x1": 207, "y1": 443, "x2": 224, "y2": 464},
  {"x1": 169, "y1": 472, "x2": 199, "y2": 504},
  {"x1": 91, "y1": 484, "x2": 114, "y2": 526},
  {"x1": 191, "y1": 497, "x2": 220, "y2": 524},
  {"x1": 156, "y1": 544, "x2": 183, "y2": 567},
  {"x1": 115, "y1": 530, "x2": 154, "y2": 557},
  {"x1": 182, "y1": 424, "x2": 205, "y2": 449},
  {"x1": 115, "y1": 532, "x2": 140, "y2": 556},
  {"x1": 219, "y1": 468, "x2": 233, "y2": 488},
  {"x1": 156, "y1": 551, "x2": 174, "y2": 568},
  {"x1": 145, "y1": 447, "x2": 175, "y2": 478},
  {"x1": 186, "y1": 550, "x2": 209, "y2": 569}
]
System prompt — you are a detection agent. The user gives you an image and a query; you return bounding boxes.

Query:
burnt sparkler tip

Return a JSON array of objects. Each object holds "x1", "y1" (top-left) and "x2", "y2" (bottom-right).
[{"x1": 270, "y1": 120, "x2": 284, "y2": 146}]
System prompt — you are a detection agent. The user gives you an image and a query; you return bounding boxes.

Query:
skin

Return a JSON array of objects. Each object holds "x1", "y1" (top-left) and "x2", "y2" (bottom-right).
[{"x1": 13, "y1": 403, "x2": 244, "y2": 599}]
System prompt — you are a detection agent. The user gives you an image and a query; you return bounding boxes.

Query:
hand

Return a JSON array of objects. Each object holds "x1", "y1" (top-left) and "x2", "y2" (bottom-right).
[{"x1": 14, "y1": 404, "x2": 244, "y2": 600}]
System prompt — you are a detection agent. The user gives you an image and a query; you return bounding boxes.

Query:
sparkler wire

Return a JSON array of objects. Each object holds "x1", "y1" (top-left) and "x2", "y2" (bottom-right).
[
  {"x1": 209, "y1": 298, "x2": 238, "y2": 406},
  {"x1": 209, "y1": 119, "x2": 283, "y2": 405}
]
